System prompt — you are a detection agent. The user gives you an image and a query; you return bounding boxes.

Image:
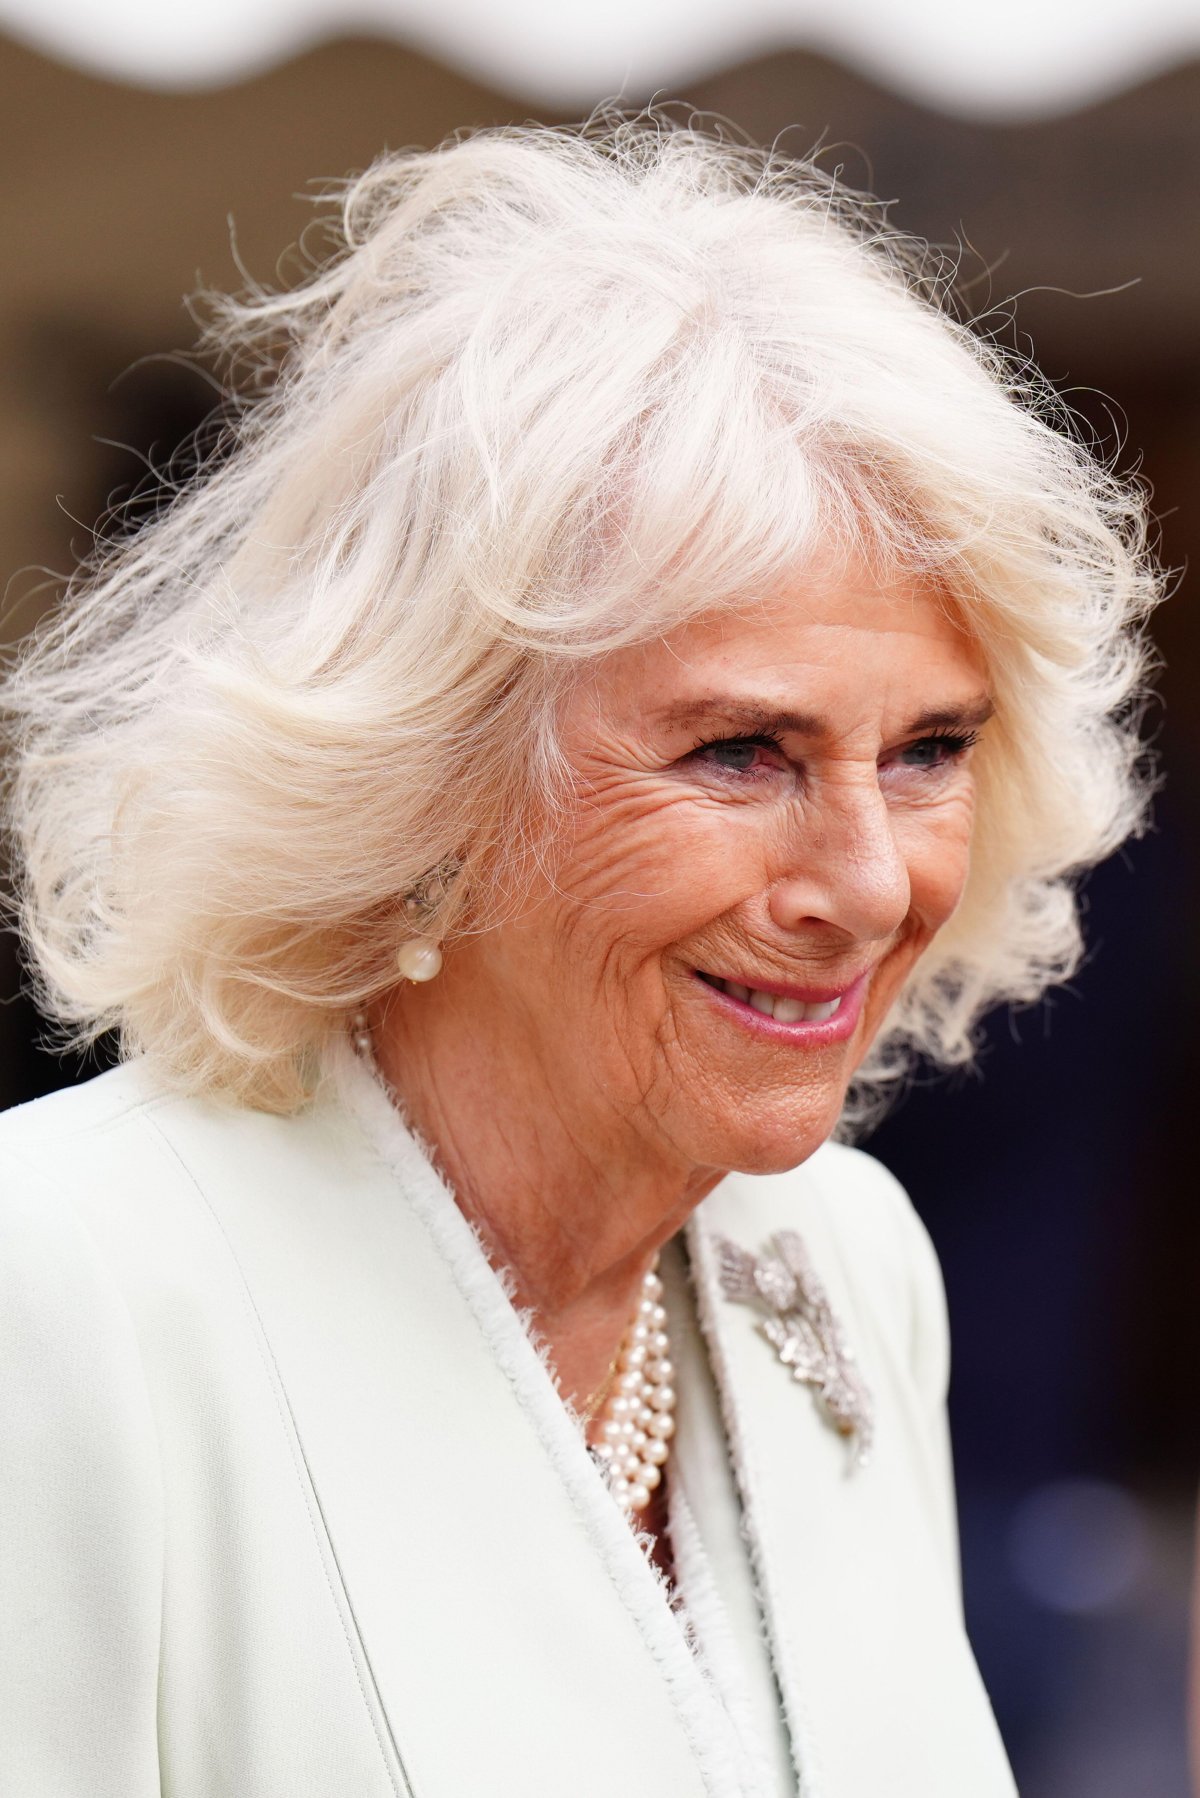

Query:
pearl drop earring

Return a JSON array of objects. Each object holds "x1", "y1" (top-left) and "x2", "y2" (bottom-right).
[
  {"x1": 394, "y1": 854, "x2": 461, "y2": 985},
  {"x1": 395, "y1": 938, "x2": 442, "y2": 982}
]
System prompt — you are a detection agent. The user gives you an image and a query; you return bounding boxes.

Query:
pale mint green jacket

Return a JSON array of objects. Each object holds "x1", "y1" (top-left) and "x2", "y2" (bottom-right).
[{"x1": 0, "y1": 1042, "x2": 1017, "y2": 1797}]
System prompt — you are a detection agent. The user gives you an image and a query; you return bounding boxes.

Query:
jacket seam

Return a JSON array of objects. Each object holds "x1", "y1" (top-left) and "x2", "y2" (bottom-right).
[{"x1": 139, "y1": 1112, "x2": 418, "y2": 1798}]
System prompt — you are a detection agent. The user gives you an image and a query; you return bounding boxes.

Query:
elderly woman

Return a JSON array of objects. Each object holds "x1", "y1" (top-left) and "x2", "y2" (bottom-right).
[{"x1": 0, "y1": 119, "x2": 1156, "y2": 1798}]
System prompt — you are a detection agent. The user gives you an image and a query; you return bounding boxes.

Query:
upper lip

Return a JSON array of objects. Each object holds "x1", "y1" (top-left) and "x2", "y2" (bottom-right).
[{"x1": 694, "y1": 967, "x2": 872, "y2": 1005}]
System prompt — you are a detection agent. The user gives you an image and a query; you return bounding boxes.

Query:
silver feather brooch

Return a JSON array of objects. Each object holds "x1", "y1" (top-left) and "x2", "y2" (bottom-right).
[{"x1": 715, "y1": 1231, "x2": 874, "y2": 1469}]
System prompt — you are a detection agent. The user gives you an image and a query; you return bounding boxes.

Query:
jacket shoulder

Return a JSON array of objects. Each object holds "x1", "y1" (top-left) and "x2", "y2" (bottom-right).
[
  {"x1": 807, "y1": 1142, "x2": 949, "y2": 1397},
  {"x1": 0, "y1": 1062, "x2": 380, "y2": 1313},
  {"x1": 0, "y1": 1060, "x2": 165, "y2": 1155},
  {"x1": 717, "y1": 1138, "x2": 932, "y2": 1281},
  {"x1": 0, "y1": 1064, "x2": 199, "y2": 1253},
  {"x1": 0, "y1": 1061, "x2": 314, "y2": 1200},
  {"x1": 801, "y1": 1139, "x2": 941, "y2": 1295},
  {"x1": 0, "y1": 1064, "x2": 183, "y2": 1328},
  {"x1": 800, "y1": 1136, "x2": 911, "y2": 1221}
]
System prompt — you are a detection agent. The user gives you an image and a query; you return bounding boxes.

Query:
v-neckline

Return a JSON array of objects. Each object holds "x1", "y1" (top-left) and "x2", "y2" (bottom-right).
[{"x1": 250, "y1": 1043, "x2": 761, "y2": 1797}]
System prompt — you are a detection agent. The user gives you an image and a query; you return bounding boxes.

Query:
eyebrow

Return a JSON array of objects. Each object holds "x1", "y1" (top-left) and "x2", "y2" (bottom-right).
[{"x1": 651, "y1": 695, "x2": 996, "y2": 739}]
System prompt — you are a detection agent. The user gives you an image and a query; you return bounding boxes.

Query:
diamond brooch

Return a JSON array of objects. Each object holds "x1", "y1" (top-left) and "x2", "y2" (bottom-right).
[{"x1": 715, "y1": 1230, "x2": 874, "y2": 1469}]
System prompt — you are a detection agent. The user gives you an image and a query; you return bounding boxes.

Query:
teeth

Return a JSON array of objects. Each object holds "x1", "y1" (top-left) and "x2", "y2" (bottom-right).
[{"x1": 707, "y1": 976, "x2": 843, "y2": 1023}]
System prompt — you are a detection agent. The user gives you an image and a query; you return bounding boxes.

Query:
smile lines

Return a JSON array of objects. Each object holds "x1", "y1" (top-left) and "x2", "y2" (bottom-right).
[{"x1": 697, "y1": 972, "x2": 843, "y2": 1024}]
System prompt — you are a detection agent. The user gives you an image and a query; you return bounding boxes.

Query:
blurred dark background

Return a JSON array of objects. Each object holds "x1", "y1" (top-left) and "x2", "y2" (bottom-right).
[{"x1": 0, "y1": 28, "x2": 1196, "y2": 1795}]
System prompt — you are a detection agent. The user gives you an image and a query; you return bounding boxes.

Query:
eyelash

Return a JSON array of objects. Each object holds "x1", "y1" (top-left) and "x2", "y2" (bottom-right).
[
  {"x1": 901, "y1": 728, "x2": 980, "y2": 763},
  {"x1": 690, "y1": 727, "x2": 980, "y2": 772},
  {"x1": 691, "y1": 729, "x2": 786, "y2": 756}
]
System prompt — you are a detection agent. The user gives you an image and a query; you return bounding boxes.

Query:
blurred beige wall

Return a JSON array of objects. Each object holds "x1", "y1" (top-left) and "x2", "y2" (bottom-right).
[{"x1": 1, "y1": 36, "x2": 1195, "y2": 670}]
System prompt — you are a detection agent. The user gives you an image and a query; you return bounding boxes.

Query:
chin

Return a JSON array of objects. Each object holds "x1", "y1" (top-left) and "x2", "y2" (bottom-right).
[{"x1": 681, "y1": 1090, "x2": 847, "y2": 1180}]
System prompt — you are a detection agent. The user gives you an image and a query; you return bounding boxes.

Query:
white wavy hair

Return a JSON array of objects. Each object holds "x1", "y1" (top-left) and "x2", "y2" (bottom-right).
[{"x1": 2, "y1": 115, "x2": 1160, "y2": 1118}]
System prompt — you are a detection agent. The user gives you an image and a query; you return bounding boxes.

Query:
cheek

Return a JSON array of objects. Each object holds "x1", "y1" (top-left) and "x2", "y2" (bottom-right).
[
  {"x1": 556, "y1": 775, "x2": 762, "y2": 936},
  {"x1": 901, "y1": 796, "x2": 976, "y2": 934}
]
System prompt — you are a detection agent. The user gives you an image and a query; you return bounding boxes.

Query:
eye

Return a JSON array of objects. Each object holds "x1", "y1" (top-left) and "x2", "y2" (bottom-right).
[
  {"x1": 691, "y1": 733, "x2": 786, "y2": 775},
  {"x1": 890, "y1": 729, "x2": 980, "y2": 771}
]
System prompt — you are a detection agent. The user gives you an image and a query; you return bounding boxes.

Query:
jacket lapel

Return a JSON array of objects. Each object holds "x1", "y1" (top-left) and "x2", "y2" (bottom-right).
[
  {"x1": 166, "y1": 1051, "x2": 744, "y2": 1798},
  {"x1": 687, "y1": 1169, "x2": 1017, "y2": 1798}
]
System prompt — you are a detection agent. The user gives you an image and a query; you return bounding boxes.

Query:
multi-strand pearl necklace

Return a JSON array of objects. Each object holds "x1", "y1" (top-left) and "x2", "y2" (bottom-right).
[
  {"x1": 590, "y1": 1263, "x2": 675, "y2": 1514},
  {"x1": 350, "y1": 1013, "x2": 674, "y2": 1515}
]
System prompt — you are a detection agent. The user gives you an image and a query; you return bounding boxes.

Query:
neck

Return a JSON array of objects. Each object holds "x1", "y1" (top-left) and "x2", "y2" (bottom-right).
[{"x1": 369, "y1": 982, "x2": 719, "y2": 1422}]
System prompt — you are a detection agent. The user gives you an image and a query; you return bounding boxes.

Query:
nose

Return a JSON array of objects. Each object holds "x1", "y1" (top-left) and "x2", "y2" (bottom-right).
[{"x1": 766, "y1": 782, "x2": 911, "y2": 945}]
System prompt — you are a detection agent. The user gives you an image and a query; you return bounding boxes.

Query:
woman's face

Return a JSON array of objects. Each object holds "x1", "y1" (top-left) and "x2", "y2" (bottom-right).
[{"x1": 441, "y1": 553, "x2": 990, "y2": 1182}]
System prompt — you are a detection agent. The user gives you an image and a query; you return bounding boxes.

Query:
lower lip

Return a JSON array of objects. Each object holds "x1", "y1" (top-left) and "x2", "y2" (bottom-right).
[{"x1": 693, "y1": 970, "x2": 869, "y2": 1046}]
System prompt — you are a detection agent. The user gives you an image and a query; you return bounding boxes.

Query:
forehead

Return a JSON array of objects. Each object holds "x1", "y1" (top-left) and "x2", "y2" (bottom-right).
[{"x1": 585, "y1": 558, "x2": 990, "y2": 732}]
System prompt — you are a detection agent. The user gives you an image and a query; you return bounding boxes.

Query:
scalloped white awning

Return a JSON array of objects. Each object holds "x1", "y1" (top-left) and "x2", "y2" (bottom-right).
[{"x1": 1, "y1": 0, "x2": 1197, "y2": 117}]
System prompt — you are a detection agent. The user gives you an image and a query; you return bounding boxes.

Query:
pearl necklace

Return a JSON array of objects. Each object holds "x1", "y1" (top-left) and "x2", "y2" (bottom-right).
[
  {"x1": 350, "y1": 1013, "x2": 674, "y2": 1515},
  {"x1": 590, "y1": 1262, "x2": 676, "y2": 1514}
]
